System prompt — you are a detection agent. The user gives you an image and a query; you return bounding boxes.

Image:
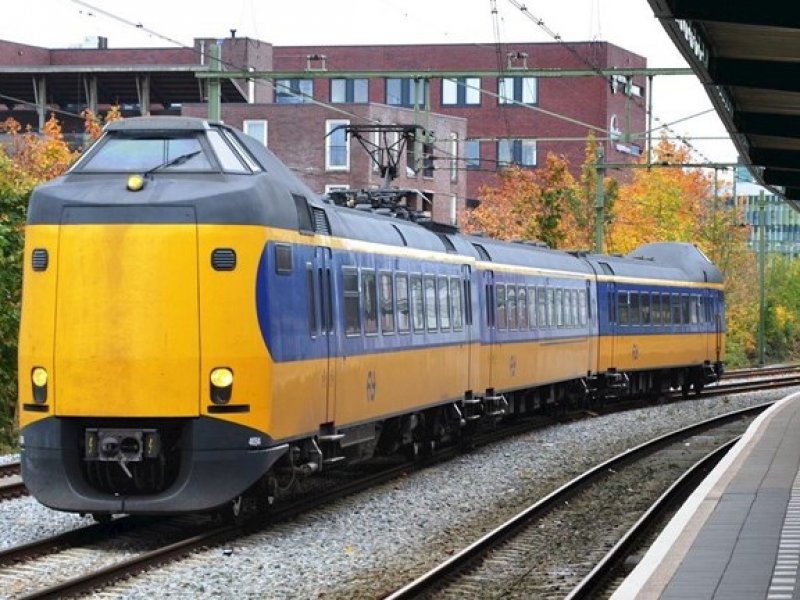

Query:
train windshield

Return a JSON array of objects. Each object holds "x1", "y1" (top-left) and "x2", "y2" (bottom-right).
[{"x1": 76, "y1": 135, "x2": 217, "y2": 173}]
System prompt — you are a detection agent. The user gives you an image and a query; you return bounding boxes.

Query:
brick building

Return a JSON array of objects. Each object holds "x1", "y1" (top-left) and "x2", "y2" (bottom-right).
[{"x1": 0, "y1": 35, "x2": 648, "y2": 225}]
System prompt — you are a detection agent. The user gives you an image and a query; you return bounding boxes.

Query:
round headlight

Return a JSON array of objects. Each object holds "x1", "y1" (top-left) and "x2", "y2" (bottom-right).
[
  {"x1": 210, "y1": 368, "x2": 233, "y2": 388},
  {"x1": 32, "y1": 367, "x2": 48, "y2": 388}
]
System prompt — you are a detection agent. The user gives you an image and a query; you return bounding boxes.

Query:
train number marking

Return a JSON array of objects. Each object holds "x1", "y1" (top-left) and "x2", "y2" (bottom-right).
[
  {"x1": 509, "y1": 355, "x2": 517, "y2": 377},
  {"x1": 366, "y1": 370, "x2": 377, "y2": 402},
  {"x1": 631, "y1": 344, "x2": 640, "y2": 360}
]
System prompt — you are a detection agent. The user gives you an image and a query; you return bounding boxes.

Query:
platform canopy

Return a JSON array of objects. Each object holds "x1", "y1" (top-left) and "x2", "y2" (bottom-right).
[{"x1": 649, "y1": 1, "x2": 800, "y2": 206}]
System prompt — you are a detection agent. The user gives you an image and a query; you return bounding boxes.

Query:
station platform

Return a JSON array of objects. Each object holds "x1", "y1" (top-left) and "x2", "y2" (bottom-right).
[{"x1": 613, "y1": 391, "x2": 800, "y2": 600}]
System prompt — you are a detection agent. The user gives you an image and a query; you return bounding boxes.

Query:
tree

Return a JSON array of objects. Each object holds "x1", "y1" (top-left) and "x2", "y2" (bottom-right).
[
  {"x1": 0, "y1": 115, "x2": 76, "y2": 449},
  {"x1": 464, "y1": 137, "x2": 618, "y2": 251}
]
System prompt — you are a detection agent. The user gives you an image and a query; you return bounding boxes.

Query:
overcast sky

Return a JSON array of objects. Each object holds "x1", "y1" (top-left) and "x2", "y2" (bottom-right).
[{"x1": 2, "y1": 0, "x2": 737, "y2": 164}]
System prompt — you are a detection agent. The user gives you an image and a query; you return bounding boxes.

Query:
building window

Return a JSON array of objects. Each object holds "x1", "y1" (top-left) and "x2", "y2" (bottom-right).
[
  {"x1": 422, "y1": 142, "x2": 434, "y2": 178},
  {"x1": 386, "y1": 78, "x2": 429, "y2": 107},
  {"x1": 497, "y1": 139, "x2": 537, "y2": 167},
  {"x1": 275, "y1": 79, "x2": 313, "y2": 103},
  {"x1": 498, "y1": 76, "x2": 537, "y2": 105},
  {"x1": 464, "y1": 140, "x2": 480, "y2": 169},
  {"x1": 326, "y1": 119, "x2": 350, "y2": 171},
  {"x1": 331, "y1": 78, "x2": 368, "y2": 103},
  {"x1": 243, "y1": 120, "x2": 267, "y2": 146},
  {"x1": 442, "y1": 77, "x2": 481, "y2": 106}
]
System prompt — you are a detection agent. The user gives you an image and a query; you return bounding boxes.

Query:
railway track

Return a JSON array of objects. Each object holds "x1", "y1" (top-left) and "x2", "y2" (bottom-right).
[
  {"x1": 0, "y1": 456, "x2": 432, "y2": 599},
  {"x1": 384, "y1": 403, "x2": 770, "y2": 599},
  {"x1": 0, "y1": 368, "x2": 797, "y2": 597},
  {"x1": 0, "y1": 462, "x2": 23, "y2": 501}
]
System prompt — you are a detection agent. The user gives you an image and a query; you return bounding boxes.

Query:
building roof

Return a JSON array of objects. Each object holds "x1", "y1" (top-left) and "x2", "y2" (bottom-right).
[
  {"x1": 648, "y1": 1, "x2": 800, "y2": 207},
  {"x1": 0, "y1": 64, "x2": 246, "y2": 108}
]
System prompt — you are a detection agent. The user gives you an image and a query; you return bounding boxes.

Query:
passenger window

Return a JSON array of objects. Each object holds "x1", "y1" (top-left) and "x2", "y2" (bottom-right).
[
  {"x1": 362, "y1": 270, "x2": 378, "y2": 335},
  {"x1": 630, "y1": 293, "x2": 640, "y2": 325},
  {"x1": 682, "y1": 294, "x2": 691, "y2": 324},
  {"x1": 528, "y1": 286, "x2": 537, "y2": 328},
  {"x1": 564, "y1": 289, "x2": 572, "y2": 327},
  {"x1": 275, "y1": 244, "x2": 293, "y2": 274},
  {"x1": 671, "y1": 294, "x2": 682, "y2": 324},
  {"x1": 546, "y1": 288, "x2": 555, "y2": 328},
  {"x1": 556, "y1": 289, "x2": 564, "y2": 327},
  {"x1": 424, "y1": 276, "x2": 438, "y2": 331},
  {"x1": 379, "y1": 272, "x2": 395, "y2": 334},
  {"x1": 343, "y1": 267, "x2": 360, "y2": 336},
  {"x1": 537, "y1": 286, "x2": 547, "y2": 328},
  {"x1": 570, "y1": 290, "x2": 580, "y2": 327},
  {"x1": 450, "y1": 278, "x2": 463, "y2": 330},
  {"x1": 618, "y1": 292, "x2": 629, "y2": 325},
  {"x1": 662, "y1": 293, "x2": 671, "y2": 324},
  {"x1": 396, "y1": 274, "x2": 410, "y2": 333},
  {"x1": 507, "y1": 285, "x2": 517, "y2": 329},
  {"x1": 640, "y1": 293, "x2": 650, "y2": 325},
  {"x1": 496, "y1": 284, "x2": 507, "y2": 330},
  {"x1": 518, "y1": 286, "x2": 528, "y2": 329},
  {"x1": 411, "y1": 275, "x2": 424, "y2": 332},
  {"x1": 579, "y1": 290, "x2": 587, "y2": 326},
  {"x1": 306, "y1": 264, "x2": 317, "y2": 337},
  {"x1": 438, "y1": 276, "x2": 451, "y2": 330},
  {"x1": 650, "y1": 293, "x2": 660, "y2": 325}
]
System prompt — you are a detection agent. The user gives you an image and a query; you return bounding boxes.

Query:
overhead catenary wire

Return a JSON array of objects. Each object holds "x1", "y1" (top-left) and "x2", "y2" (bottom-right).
[{"x1": 502, "y1": 0, "x2": 716, "y2": 164}]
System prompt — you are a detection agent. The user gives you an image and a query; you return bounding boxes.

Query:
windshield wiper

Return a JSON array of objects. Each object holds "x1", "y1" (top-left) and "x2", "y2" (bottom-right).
[{"x1": 144, "y1": 150, "x2": 202, "y2": 177}]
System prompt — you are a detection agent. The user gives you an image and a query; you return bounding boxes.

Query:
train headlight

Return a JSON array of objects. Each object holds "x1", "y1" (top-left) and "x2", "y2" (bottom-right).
[
  {"x1": 31, "y1": 367, "x2": 48, "y2": 404},
  {"x1": 127, "y1": 175, "x2": 144, "y2": 191},
  {"x1": 210, "y1": 368, "x2": 233, "y2": 404}
]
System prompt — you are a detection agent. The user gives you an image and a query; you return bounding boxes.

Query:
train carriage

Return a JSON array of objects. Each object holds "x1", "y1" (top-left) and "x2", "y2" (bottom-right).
[{"x1": 17, "y1": 117, "x2": 725, "y2": 518}]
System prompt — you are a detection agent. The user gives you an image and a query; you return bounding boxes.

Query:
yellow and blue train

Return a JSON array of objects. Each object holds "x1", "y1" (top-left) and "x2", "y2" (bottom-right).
[{"x1": 17, "y1": 117, "x2": 725, "y2": 518}]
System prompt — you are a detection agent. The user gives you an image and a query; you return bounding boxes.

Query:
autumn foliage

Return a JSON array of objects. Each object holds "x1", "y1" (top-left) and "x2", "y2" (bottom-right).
[
  {"x1": 465, "y1": 134, "x2": 775, "y2": 369},
  {"x1": 0, "y1": 114, "x2": 80, "y2": 449}
]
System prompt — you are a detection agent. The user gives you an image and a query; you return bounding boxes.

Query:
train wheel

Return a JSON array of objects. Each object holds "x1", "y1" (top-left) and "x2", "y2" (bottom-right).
[
  {"x1": 219, "y1": 495, "x2": 245, "y2": 525},
  {"x1": 92, "y1": 513, "x2": 112, "y2": 524}
]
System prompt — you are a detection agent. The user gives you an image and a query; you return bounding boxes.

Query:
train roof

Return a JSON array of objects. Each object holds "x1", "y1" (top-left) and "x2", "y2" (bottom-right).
[{"x1": 582, "y1": 242, "x2": 723, "y2": 284}]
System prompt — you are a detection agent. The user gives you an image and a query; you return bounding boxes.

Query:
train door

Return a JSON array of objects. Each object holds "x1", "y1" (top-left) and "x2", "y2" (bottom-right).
[
  {"x1": 482, "y1": 270, "x2": 496, "y2": 388},
  {"x1": 462, "y1": 264, "x2": 477, "y2": 390},
  {"x1": 714, "y1": 293, "x2": 723, "y2": 364},
  {"x1": 312, "y1": 247, "x2": 335, "y2": 422},
  {"x1": 607, "y1": 282, "x2": 617, "y2": 370}
]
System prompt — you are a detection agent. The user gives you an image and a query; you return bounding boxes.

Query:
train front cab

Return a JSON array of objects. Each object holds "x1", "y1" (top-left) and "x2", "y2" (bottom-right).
[{"x1": 18, "y1": 210, "x2": 294, "y2": 515}]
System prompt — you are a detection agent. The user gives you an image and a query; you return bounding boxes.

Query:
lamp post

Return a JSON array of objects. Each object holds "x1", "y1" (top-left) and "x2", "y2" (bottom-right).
[{"x1": 758, "y1": 190, "x2": 766, "y2": 366}]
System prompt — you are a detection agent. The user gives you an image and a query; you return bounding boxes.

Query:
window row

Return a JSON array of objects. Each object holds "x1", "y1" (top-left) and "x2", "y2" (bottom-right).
[
  {"x1": 273, "y1": 76, "x2": 538, "y2": 107},
  {"x1": 465, "y1": 139, "x2": 537, "y2": 169},
  {"x1": 340, "y1": 268, "x2": 470, "y2": 338},
  {"x1": 616, "y1": 291, "x2": 718, "y2": 326},
  {"x1": 492, "y1": 284, "x2": 589, "y2": 331}
]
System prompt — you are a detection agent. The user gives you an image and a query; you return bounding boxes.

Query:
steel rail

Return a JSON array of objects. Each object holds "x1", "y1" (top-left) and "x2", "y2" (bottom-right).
[
  {"x1": 564, "y1": 437, "x2": 739, "y2": 599},
  {"x1": 383, "y1": 402, "x2": 771, "y2": 599}
]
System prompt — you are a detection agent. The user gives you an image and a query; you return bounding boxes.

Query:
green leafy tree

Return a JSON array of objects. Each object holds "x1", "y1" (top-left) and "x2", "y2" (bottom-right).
[{"x1": 0, "y1": 116, "x2": 75, "y2": 450}]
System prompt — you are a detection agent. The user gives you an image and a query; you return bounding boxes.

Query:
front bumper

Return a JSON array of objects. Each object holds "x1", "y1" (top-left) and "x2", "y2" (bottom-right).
[{"x1": 21, "y1": 416, "x2": 287, "y2": 514}]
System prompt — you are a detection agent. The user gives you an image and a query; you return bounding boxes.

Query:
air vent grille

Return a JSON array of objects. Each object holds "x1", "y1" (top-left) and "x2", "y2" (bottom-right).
[
  {"x1": 313, "y1": 207, "x2": 331, "y2": 235},
  {"x1": 32, "y1": 249, "x2": 49, "y2": 271},
  {"x1": 211, "y1": 248, "x2": 237, "y2": 271}
]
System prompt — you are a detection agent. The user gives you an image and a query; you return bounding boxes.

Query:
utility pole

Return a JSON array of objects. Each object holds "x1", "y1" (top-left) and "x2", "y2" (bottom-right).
[
  {"x1": 594, "y1": 146, "x2": 605, "y2": 253},
  {"x1": 207, "y1": 42, "x2": 222, "y2": 123},
  {"x1": 758, "y1": 189, "x2": 767, "y2": 366}
]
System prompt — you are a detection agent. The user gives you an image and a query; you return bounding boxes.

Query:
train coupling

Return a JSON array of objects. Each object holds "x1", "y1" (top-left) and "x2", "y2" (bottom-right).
[{"x1": 84, "y1": 428, "x2": 161, "y2": 478}]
